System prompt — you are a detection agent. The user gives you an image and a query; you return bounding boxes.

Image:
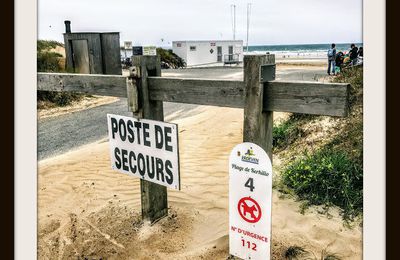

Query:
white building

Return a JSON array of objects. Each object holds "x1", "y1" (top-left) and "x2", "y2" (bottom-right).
[{"x1": 172, "y1": 40, "x2": 243, "y2": 66}]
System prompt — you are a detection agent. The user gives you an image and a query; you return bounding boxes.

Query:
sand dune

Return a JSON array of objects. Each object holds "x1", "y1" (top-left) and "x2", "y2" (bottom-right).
[{"x1": 38, "y1": 106, "x2": 362, "y2": 259}]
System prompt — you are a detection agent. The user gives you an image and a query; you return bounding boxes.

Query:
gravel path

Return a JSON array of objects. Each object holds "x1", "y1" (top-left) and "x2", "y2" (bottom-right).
[{"x1": 38, "y1": 67, "x2": 326, "y2": 160}]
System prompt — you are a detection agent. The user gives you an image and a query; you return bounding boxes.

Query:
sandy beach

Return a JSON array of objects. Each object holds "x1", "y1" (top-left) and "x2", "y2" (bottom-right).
[{"x1": 38, "y1": 99, "x2": 362, "y2": 259}]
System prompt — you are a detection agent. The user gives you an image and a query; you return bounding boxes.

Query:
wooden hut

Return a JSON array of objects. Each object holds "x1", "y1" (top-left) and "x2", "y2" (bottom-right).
[{"x1": 63, "y1": 21, "x2": 122, "y2": 75}]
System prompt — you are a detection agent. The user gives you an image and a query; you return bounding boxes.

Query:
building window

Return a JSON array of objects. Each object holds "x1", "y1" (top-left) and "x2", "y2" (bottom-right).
[
  {"x1": 177, "y1": 43, "x2": 182, "y2": 47},
  {"x1": 190, "y1": 46, "x2": 196, "y2": 51}
]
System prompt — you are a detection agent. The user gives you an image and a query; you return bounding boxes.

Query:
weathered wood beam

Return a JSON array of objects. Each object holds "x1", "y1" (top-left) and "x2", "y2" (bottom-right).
[
  {"x1": 243, "y1": 54, "x2": 275, "y2": 159},
  {"x1": 38, "y1": 73, "x2": 349, "y2": 117},
  {"x1": 147, "y1": 77, "x2": 245, "y2": 108},
  {"x1": 133, "y1": 55, "x2": 168, "y2": 224},
  {"x1": 37, "y1": 72, "x2": 128, "y2": 97},
  {"x1": 264, "y1": 81, "x2": 350, "y2": 116},
  {"x1": 147, "y1": 77, "x2": 349, "y2": 116}
]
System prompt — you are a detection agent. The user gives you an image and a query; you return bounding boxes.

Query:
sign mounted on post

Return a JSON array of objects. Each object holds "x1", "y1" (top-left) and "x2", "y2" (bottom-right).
[
  {"x1": 124, "y1": 41, "x2": 132, "y2": 50},
  {"x1": 143, "y1": 46, "x2": 157, "y2": 56},
  {"x1": 131, "y1": 46, "x2": 156, "y2": 56},
  {"x1": 229, "y1": 142, "x2": 273, "y2": 260},
  {"x1": 107, "y1": 114, "x2": 180, "y2": 190},
  {"x1": 132, "y1": 46, "x2": 143, "y2": 56}
]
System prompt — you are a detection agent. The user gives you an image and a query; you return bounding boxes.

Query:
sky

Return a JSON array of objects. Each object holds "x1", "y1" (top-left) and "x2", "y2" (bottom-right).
[{"x1": 38, "y1": 0, "x2": 363, "y2": 47}]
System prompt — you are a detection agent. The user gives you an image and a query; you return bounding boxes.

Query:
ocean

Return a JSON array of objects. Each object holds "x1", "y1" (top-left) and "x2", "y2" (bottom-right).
[
  {"x1": 244, "y1": 43, "x2": 363, "y2": 58},
  {"x1": 121, "y1": 43, "x2": 363, "y2": 60}
]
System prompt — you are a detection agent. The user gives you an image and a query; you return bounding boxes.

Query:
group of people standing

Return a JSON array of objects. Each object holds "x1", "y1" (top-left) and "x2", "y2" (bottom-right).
[{"x1": 327, "y1": 43, "x2": 363, "y2": 75}]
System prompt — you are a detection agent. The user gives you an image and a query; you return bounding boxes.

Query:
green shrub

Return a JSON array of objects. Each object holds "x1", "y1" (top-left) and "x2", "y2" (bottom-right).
[
  {"x1": 37, "y1": 51, "x2": 63, "y2": 72},
  {"x1": 277, "y1": 65, "x2": 363, "y2": 221},
  {"x1": 282, "y1": 149, "x2": 363, "y2": 219},
  {"x1": 37, "y1": 39, "x2": 85, "y2": 107},
  {"x1": 37, "y1": 40, "x2": 65, "y2": 72},
  {"x1": 273, "y1": 119, "x2": 304, "y2": 150},
  {"x1": 288, "y1": 113, "x2": 317, "y2": 122},
  {"x1": 333, "y1": 66, "x2": 363, "y2": 107},
  {"x1": 157, "y1": 48, "x2": 186, "y2": 68},
  {"x1": 272, "y1": 113, "x2": 316, "y2": 151},
  {"x1": 37, "y1": 91, "x2": 84, "y2": 107},
  {"x1": 37, "y1": 40, "x2": 64, "y2": 52}
]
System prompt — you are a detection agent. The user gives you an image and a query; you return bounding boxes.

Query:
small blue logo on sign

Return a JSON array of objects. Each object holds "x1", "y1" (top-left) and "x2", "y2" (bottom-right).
[{"x1": 241, "y1": 147, "x2": 259, "y2": 164}]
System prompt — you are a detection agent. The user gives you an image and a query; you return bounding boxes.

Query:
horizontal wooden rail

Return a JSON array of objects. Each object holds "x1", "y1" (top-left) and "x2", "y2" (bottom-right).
[
  {"x1": 148, "y1": 77, "x2": 245, "y2": 108},
  {"x1": 264, "y1": 81, "x2": 350, "y2": 116},
  {"x1": 37, "y1": 72, "x2": 128, "y2": 97},
  {"x1": 148, "y1": 77, "x2": 349, "y2": 116},
  {"x1": 37, "y1": 73, "x2": 349, "y2": 117}
]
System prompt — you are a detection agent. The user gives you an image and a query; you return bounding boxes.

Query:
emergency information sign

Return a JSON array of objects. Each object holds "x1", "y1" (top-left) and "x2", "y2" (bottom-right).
[
  {"x1": 229, "y1": 142, "x2": 273, "y2": 260},
  {"x1": 107, "y1": 114, "x2": 180, "y2": 190},
  {"x1": 143, "y1": 46, "x2": 157, "y2": 56}
]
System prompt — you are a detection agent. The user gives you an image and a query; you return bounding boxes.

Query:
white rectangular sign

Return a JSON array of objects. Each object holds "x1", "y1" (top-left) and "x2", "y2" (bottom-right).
[
  {"x1": 124, "y1": 41, "x2": 132, "y2": 49},
  {"x1": 143, "y1": 46, "x2": 157, "y2": 56},
  {"x1": 107, "y1": 114, "x2": 180, "y2": 190},
  {"x1": 229, "y1": 142, "x2": 273, "y2": 260}
]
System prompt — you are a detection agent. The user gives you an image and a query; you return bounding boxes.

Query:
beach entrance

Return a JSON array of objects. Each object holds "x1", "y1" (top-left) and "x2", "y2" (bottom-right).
[{"x1": 37, "y1": 54, "x2": 350, "y2": 225}]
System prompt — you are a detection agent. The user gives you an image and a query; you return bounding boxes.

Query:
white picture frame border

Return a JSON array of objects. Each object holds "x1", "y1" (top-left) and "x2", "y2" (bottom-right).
[{"x1": 15, "y1": 0, "x2": 385, "y2": 258}]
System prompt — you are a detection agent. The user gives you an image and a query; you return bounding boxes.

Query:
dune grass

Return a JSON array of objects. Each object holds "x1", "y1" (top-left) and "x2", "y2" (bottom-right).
[{"x1": 275, "y1": 66, "x2": 363, "y2": 221}]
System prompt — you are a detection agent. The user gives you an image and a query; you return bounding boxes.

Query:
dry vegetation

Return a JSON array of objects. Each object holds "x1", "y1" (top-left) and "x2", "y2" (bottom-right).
[
  {"x1": 273, "y1": 66, "x2": 363, "y2": 222},
  {"x1": 37, "y1": 40, "x2": 102, "y2": 110}
]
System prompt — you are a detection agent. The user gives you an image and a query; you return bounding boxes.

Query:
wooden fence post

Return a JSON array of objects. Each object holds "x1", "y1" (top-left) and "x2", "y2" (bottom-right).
[
  {"x1": 243, "y1": 54, "x2": 276, "y2": 160},
  {"x1": 133, "y1": 55, "x2": 168, "y2": 223}
]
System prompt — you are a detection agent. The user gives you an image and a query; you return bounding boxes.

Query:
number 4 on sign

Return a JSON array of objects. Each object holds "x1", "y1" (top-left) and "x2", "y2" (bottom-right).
[{"x1": 245, "y1": 178, "x2": 255, "y2": 192}]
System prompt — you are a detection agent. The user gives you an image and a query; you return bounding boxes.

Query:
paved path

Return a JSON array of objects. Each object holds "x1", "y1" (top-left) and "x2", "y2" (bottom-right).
[
  {"x1": 38, "y1": 67, "x2": 326, "y2": 160},
  {"x1": 162, "y1": 67, "x2": 327, "y2": 82}
]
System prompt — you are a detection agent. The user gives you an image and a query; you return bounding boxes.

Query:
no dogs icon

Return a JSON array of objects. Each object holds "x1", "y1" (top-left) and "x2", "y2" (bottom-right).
[
  {"x1": 237, "y1": 197, "x2": 262, "y2": 223},
  {"x1": 229, "y1": 143, "x2": 272, "y2": 259}
]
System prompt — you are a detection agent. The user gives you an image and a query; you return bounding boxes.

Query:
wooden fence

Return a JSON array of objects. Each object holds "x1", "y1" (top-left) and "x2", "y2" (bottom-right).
[{"x1": 37, "y1": 54, "x2": 350, "y2": 223}]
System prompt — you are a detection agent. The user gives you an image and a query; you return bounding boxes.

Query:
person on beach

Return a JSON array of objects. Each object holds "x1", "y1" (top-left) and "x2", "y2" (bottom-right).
[
  {"x1": 358, "y1": 47, "x2": 363, "y2": 57},
  {"x1": 335, "y1": 51, "x2": 344, "y2": 74},
  {"x1": 327, "y1": 43, "x2": 336, "y2": 75},
  {"x1": 349, "y1": 44, "x2": 359, "y2": 65}
]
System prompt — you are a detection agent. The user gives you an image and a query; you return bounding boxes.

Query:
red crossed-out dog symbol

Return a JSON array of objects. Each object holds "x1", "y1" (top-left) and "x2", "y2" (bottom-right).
[{"x1": 237, "y1": 197, "x2": 262, "y2": 223}]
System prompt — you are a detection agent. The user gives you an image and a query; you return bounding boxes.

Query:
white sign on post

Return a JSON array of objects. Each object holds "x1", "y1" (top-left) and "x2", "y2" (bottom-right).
[
  {"x1": 107, "y1": 114, "x2": 180, "y2": 190},
  {"x1": 229, "y1": 142, "x2": 273, "y2": 260},
  {"x1": 124, "y1": 41, "x2": 132, "y2": 50},
  {"x1": 143, "y1": 46, "x2": 157, "y2": 56}
]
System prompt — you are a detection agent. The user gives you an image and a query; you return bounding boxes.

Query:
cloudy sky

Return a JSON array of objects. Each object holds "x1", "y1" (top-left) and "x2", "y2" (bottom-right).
[{"x1": 38, "y1": 0, "x2": 363, "y2": 46}]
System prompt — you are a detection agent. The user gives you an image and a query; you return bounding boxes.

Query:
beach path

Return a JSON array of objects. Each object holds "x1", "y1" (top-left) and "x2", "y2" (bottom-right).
[{"x1": 38, "y1": 104, "x2": 362, "y2": 259}]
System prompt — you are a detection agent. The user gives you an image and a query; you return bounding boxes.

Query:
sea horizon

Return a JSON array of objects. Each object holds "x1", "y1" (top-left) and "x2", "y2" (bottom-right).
[{"x1": 120, "y1": 42, "x2": 363, "y2": 59}]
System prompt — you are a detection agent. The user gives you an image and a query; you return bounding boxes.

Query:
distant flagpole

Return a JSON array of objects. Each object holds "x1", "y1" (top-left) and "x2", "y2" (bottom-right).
[
  {"x1": 231, "y1": 4, "x2": 236, "y2": 40},
  {"x1": 234, "y1": 4, "x2": 236, "y2": 40},
  {"x1": 246, "y1": 3, "x2": 251, "y2": 52}
]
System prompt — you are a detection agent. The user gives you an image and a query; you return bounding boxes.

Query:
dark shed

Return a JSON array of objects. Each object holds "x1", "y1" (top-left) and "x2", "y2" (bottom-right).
[{"x1": 63, "y1": 21, "x2": 122, "y2": 75}]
